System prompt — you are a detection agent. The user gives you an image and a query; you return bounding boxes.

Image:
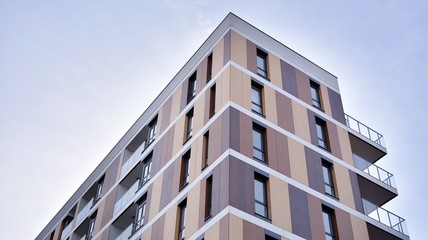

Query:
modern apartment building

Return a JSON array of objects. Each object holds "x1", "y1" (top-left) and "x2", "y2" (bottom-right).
[{"x1": 36, "y1": 13, "x2": 409, "y2": 240}]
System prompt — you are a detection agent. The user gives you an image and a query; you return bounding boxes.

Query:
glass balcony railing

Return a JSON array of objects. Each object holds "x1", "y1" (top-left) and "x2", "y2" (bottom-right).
[
  {"x1": 60, "y1": 220, "x2": 74, "y2": 240},
  {"x1": 120, "y1": 141, "x2": 147, "y2": 177},
  {"x1": 115, "y1": 224, "x2": 132, "y2": 240},
  {"x1": 344, "y1": 114, "x2": 386, "y2": 148},
  {"x1": 113, "y1": 180, "x2": 139, "y2": 216},
  {"x1": 76, "y1": 198, "x2": 94, "y2": 225},
  {"x1": 362, "y1": 199, "x2": 408, "y2": 236},
  {"x1": 353, "y1": 154, "x2": 396, "y2": 189}
]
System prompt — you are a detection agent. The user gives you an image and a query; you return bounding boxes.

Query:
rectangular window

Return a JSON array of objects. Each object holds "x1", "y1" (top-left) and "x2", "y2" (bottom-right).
[
  {"x1": 322, "y1": 160, "x2": 336, "y2": 197},
  {"x1": 177, "y1": 199, "x2": 187, "y2": 240},
  {"x1": 206, "y1": 53, "x2": 213, "y2": 81},
  {"x1": 322, "y1": 207, "x2": 337, "y2": 240},
  {"x1": 202, "y1": 132, "x2": 209, "y2": 168},
  {"x1": 94, "y1": 176, "x2": 104, "y2": 203},
  {"x1": 265, "y1": 235, "x2": 279, "y2": 240},
  {"x1": 251, "y1": 81, "x2": 263, "y2": 115},
  {"x1": 87, "y1": 216, "x2": 96, "y2": 239},
  {"x1": 254, "y1": 173, "x2": 269, "y2": 218},
  {"x1": 180, "y1": 151, "x2": 191, "y2": 189},
  {"x1": 204, "y1": 176, "x2": 213, "y2": 219},
  {"x1": 184, "y1": 108, "x2": 194, "y2": 141},
  {"x1": 316, "y1": 118, "x2": 330, "y2": 151},
  {"x1": 187, "y1": 72, "x2": 197, "y2": 103},
  {"x1": 140, "y1": 154, "x2": 153, "y2": 187},
  {"x1": 147, "y1": 117, "x2": 157, "y2": 144},
  {"x1": 310, "y1": 81, "x2": 322, "y2": 109},
  {"x1": 253, "y1": 124, "x2": 266, "y2": 162},
  {"x1": 256, "y1": 48, "x2": 268, "y2": 78},
  {"x1": 209, "y1": 84, "x2": 216, "y2": 117},
  {"x1": 133, "y1": 196, "x2": 147, "y2": 233}
]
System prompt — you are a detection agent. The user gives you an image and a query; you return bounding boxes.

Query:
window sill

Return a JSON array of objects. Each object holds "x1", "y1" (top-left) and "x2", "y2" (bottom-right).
[
  {"x1": 209, "y1": 111, "x2": 215, "y2": 119},
  {"x1": 318, "y1": 145, "x2": 331, "y2": 153},
  {"x1": 252, "y1": 110, "x2": 266, "y2": 118},
  {"x1": 204, "y1": 214, "x2": 212, "y2": 222},
  {"x1": 183, "y1": 135, "x2": 192, "y2": 145},
  {"x1": 253, "y1": 157, "x2": 268, "y2": 166},
  {"x1": 254, "y1": 213, "x2": 271, "y2": 223},
  {"x1": 326, "y1": 193, "x2": 339, "y2": 201},
  {"x1": 179, "y1": 182, "x2": 189, "y2": 192},
  {"x1": 201, "y1": 164, "x2": 208, "y2": 171}
]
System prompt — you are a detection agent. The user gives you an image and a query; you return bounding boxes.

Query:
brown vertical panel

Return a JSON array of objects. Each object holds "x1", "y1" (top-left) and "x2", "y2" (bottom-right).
[
  {"x1": 197, "y1": 59, "x2": 206, "y2": 93},
  {"x1": 100, "y1": 186, "x2": 118, "y2": 227},
  {"x1": 246, "y1": 40, "x2": 257, "y2": 74},
  {"x1": 243, "y1": 220, "x2": 264, "y2": 240},
  {"x1": 219, "y1": 214, "x2": 229, "y2": 240},
  {"x1": 306, "y1": 109, "x2": 318, "y2": 146},
  {"x1": 152, "y1": 135, "x2": 164, "y2": 174},
  {"x1": 104, "y1": 154, "x2": 120, "y2": 190},
  {"x1": 275, "y1": 91, "x2": 295, "y2": 134},
  {"x1": 305, "y1": 146, "x2": 324, "y2": 193},
  {"x1": 307, "y1": 195, "x2": 324, "y2": 240},
  {"x1": 328, "y1": 88, "x2": 346, "y2": 124},
  {"x1": 327, "y1": 121, "x2": 342, "y2": 159},
  {"x1": 160, "y1": 97, "x2": 172, "y2": 133},
  {"x1": 208, "y1": 112, "x2": 223, "y2": 164},
  {"x1": 349, "y1": 170, "x2": 364, "y2": 213},
  {"x1": 223, "y1": 30, "x2": 231, "y2": 65},
  {"x1": 239, "y1": 111, "x2": 253, "y2": 159},
  {"x1": 276, "y1": 133, "x2": 291, "y2": 177},
  {"x1": 289, "y1": 185, "x2": 312, "y2": 239},
  {"x1": 280, "y1": 60, "x2": 298, "y2": 97},
  {"x1": 336, "y1": 208, "x2": 354, "y2": 240},
  {"x1": 228, "y1": 157, "x2": 253, "y2": 214},
  {"x1": 229, "y1": 107, "x2": 240, "y2": 152},
  {"x1": 295, "y1": 69, "x2": 312, "y2": 105},
  {"x1": 266, "y1": 127, "x2": 278, "y2": 167},
  {"x1": 159, "y1": 162, "x2": 175, "y2": 209}
]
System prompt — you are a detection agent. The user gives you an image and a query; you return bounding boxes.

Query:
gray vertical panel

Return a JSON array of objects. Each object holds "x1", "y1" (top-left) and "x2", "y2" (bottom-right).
[
  {"x1": 246, "y1": 40, "x2": 257, "y2": 74},
  {"x1": 223, "y1": 30, "x2": 231, "y2": 65},
  {"x1": 228, "y1": 156, "x2": 253, "y2": 214},
  {"x1": 276, "y1": 133, "x2": 291, "y2": 177},
  {"x1": 348, "y1": 169, "x2": 364, "y2": 213},
  {"x1": 221, "y1": 108, "x2": 230, "y2": 153},
  {"x1": 159, "y1": 163, "x2": 174, "y2": 209},
  {"x1": 180, "y1": 80, "x2": 188, "y2": 112},
  {"x1": 328, "y1": 88, "x2": 346, "y2": 124},
  {"x1": 229, "y1": 108, "x2": 240, "y2": 152},
  {"x1": 243, "y1": 220, "x2": 264, "y2": 240},
  {"x1": 275, "y1": 91, "x2": 295, "y2": 134},
  {"x1": 289, "y1": 185, "x2": 312, "y2": 239},
  {"x1": 336, "y1": 208, "x2": 354, "y2": 240},
  {"x1": 305, "y1": 146, "x2": 324, "y2": 193},
  {"x1": 281, "y1": 60, "x2": 298, "y2": 97}
]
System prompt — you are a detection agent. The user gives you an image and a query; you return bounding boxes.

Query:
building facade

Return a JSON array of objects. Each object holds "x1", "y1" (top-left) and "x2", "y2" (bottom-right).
[{"x1": 37, "y1": 13, "x2": 409, "y2": 240}]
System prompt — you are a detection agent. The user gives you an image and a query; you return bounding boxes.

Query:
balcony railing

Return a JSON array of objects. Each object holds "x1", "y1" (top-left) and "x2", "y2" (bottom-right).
[
  {"x1": 76, "y1": 198, "x2": 94, "y2": 225},
  {"x1": 362, "y1": 199, "x2": 408, "y2": 236},
  {"x1": 120, "y1": 140, "x2": 147, "y2": 177},
  {"x1": 353, "y1": 154, "x2": 396, "y2": 189},
  {"x1": 60, "y1": 220, "x2": 74, "y2": 240},
  {"x1": 113, "y1": 180, "x2": 139, "y2": 215},
  {"x1": 115, "y1": 224, "x2": 132, "y2": 240},
  {"x1": 344, "y1": 114, "x2": 385, "y2": 148}
]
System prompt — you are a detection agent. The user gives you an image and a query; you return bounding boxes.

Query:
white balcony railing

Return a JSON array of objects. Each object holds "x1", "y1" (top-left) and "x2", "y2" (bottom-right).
[
  {"x1": 76, "y1": 198, "x2": 94, "y2": 225},
  {"x1": 353, "y1": 154, "x2": 396, "y2": 189},
  {"x1": 60, "y1": 220, "x2": 74, "y2": 240},
  {"x1": 120, "y1": 141, "x2": 147, "y2": 177},
  {"x1": 115, "y1": 224, "x2": 132, "y2": 240},
  {"x1": 362, "y1": 199, "x2": 408, "y2": 236},
  {"x1": 345, "y1": 114, "x2": 386, "y2": 148},
  {"x1": 113, "y1": 181, "x2": 139, "y2": 215}
]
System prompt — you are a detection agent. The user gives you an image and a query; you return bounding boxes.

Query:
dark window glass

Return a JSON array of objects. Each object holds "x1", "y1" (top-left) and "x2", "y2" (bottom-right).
[
  {"x1": 265, "y1": 235, "x2": 279, "y2": 240},
  {"x1": 322, "y1": 161, "x2": 335, "y2": 197},
  {"x1": 257, "y1": 49, "x2": 268, "y2": 78},
  {"x1": 140, "y1": 154, "x2": 152, "y2": 187},
  {"x1": 180, "y1": 151, "x2": 191, "y2": 189},
  {"x1": 177, "y1": 200, "x2": 187, "y2": 240},
  {"x1": 253, "y1": 124, "x2": 266, "y2": 162},
  {"x1": 133, "y1": 197, "x2": 146, "y2": 233},
  {"x1": 254, "y1": 174, "x2": 268, "y2": 218},
  {"x1": 202, "y1": 132, "x2": 209, "y2": 168},
  {"x1": 94, "y1": 176, "x2": 104, "y2": 203},
  {"x1": 207, "y1": 53, "x2": 213, "y2": 81},
  {"x1": 187, "y1": 72, "x2": 197, "y2": 103},
  {"x1": 310, "y1": 81, "x2": 322, "y2": 109},
  {"x1": 251, "y1": 82, "x2": 263, "y2": 115},
  {"x1": 316, "y1": 118, "x2": 329, "y2": 150},
  {"x1": 205, "y1": 176, "x2": 213, "y2": 219},
  {"x1": 322, "y1": 207, "x2": 337, "y2": 240},
  {"x1": 148, "y1": 117, "x2": 157, "y2": 144},
  {"x1": 209, "y1": 84, "x2": 216, "y2": 117},
  {"x1": 87, "y1": 217, "x2": 96, "y2": 239},
  {"x1": 185, "y1": 108, "x2": 194, "y2": 141}
]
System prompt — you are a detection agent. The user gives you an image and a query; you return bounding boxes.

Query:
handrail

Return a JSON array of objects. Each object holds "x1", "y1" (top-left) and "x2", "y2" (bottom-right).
[
  {"x1": 115, "y1": 224, "x2": 132, "y2": 240},
  {"x1": 75, "y1": 198, "x2": 94, "y2": 225},
  {"x1": 362, "y1": 199, "x2": 408, "y2": 236},
  {"x1": 60, "y1": 220, "x2": 74, "y2": 240},
  {"x1": 353, "y1": 154, "x2": 396, "y2": 189},
  {"x1": 344, "y1": 114, "x2": 386, "y2": 148}
]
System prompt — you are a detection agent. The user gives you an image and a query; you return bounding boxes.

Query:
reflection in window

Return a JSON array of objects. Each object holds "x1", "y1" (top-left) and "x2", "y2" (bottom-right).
[
  {"x1": 257, "y1": 48, "x2": 268, "y2": 78},
  {"x1": 316, "y1": 117, "x2": 329, "y2": 151},
  {"x1": 251, "y1": 82, "x2": 263, "y2": 115},
  {"x1": 254, "y1": 173, "x2": 268, "y2": 218},
  {"x1": 253, "y1": 124, "x2": 266, "y2": 162},
  {"x1": 322, "y1": 160, "x2": 336, "y2": 197},
  {"x1": 322, "y1": 207, "x2": 337, "y2": 240},
  {"x1": 310, "y1": 81, "x2": 322, "y2": 109}
]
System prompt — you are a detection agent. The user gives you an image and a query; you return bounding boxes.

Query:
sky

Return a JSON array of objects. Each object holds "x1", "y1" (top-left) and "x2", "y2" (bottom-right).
[{"x1": 0, "y1": 0, "x2": 427, "y2": 239}]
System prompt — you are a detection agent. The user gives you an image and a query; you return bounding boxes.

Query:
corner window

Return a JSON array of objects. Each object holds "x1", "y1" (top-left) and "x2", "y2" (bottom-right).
[
  {"x1": 180, "y1": 150, "x2": 191, "y2": 189},
  {"x1": 140, "y1": 153, "x2": 152, "y2": 188},
  {"x1": 202, "y1": 132, "x2": 209, "y2": 168},
  {"x1": 256, "y1": 48, "x2": 268, "y2": 78},
  {"x1": 184, "y1": 108, "x2": 194, "y2": 141},
  {"x1": 133, "y1": 195, "x2": 147, "y2": 233},
  {"x1": 204, "y1": 176, "x2": 213, "y2": 220},
  {"x1": 206, "y1": 53, "x2": 213, "y2": 82},
  {"x1": 254, "y1": 173, "x2": 269, "y2": 218},
  {"x1": 310, "y1": 81, "x2": 322, "y2": 109},
  {"x1": 187, "y1": 72, "x2": 197, "y2": 103},
  {"x1": 253, "y1": 124, "x2": 266, "y2": 162},
  {"x1": 209, "y1": 84, "x2": 216, "y2": 117},
  {"x1": 177, "y1": 199, "x2": 187, "y2": 240},
  {"x1": 322, "y1": 206, "x2": 337, "y2": 240},
  {"x1": 251, "y1": 81, "x2": 263, "y2": 115},
  {"x1": 316, "y1": 117, "x2": 329, "y2": 151},
  {"x1": 322, "y1": 160, "x2": 336, "y2": 197}
]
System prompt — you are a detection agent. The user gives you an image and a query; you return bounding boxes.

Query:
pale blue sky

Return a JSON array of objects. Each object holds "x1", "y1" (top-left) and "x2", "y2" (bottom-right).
[{"x1": 1, "y1": 1, "x2": 427, "y2": 239}]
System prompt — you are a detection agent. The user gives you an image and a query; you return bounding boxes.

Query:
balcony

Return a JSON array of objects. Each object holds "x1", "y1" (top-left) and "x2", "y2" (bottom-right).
[
  {"x1": 60, "y1": 220, "x2": 74, "y2": 240},
  {"x1": 363, "y1": 199, "x2": 408, "y2": 237},
  {"x1": 114, "y1": 224, "x2": 132, "y2": 240},
  {"x1": 353, "y1": 154, "x2": 396, "y2": 189},
  {"x1": 345, "y1": 113, "x2": 385, "y2": 148},
  {"x1": 114, "y1": 180, "x2": 139, "y2": 216},
  {"x1": 76, "y1": 198, "x2": 94, "y2": 225},
  {"x1": 121, "y1": 140, "x2": 146, "y2": 177}
]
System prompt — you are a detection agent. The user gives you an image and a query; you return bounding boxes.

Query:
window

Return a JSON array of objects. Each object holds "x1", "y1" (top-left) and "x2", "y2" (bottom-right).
[
  {"x1": 316, "y1": 118, "x2": 329, "y2": 151},
  {"x1": 187, "y1": 72, "x2": 197, "y2": 103},
  {"x1": 265, "y1": 235, "x2": 279, "y2": 240},
  {"x1": 205, "y1": 176, "x2": 213, "y2": 219},
  {"x1": 87, "y1": 216, "x2": 96, "y2": 240},
  {"x1": 322, "y1": 207, "x2": 337, "y2": 240},
  {"x1": 94, "y1": 176, "x2": 104, "y2": 203},
  {"x1": 148, "y1": 117, "x2": 157, "y2": 144},
  {"x1": 254, "y1": 173, "x2": 269, "y2": 218},
  {"x1": 253, "y1": 124, "x2": 266, "y2": 162},
  {"x1": 133, "y1": 196, "x2": 147, "y2": 233},
  {"x1": 49, "y1": 231, "x2": 55, "y2": 240},
  {"x1": 256, "y1": 48, "x2": 268, "y2": 78},
  {"x1": 177, "y1": 199, "x2": 187, "y2": 240},
  {"x1": 140, "y1": 154, "x2": 152, "y2": 188},
  {"x1": 310, "y1": 81, "x2": 322, "y2": 109},
  {"x1": 206, "y1": 53, "x2": 213, "y2": 81},
  {"x1": 209, "y1": 84, "x2": 216, "y2": 117},
  {"x1": 180, "y1": 150, "x2": 191, "y2": 189},
  {"x1": 322, "y1": 160, "x2": 336, "y2": 197},
  {"x1": 184, "y1": 108, "x2": 194, "y2": 141},
  {"x1": 202, "y1": 132, "x2": 209, "y2": 168},
  {"x1": 251, "y1": 81, "x2": 263, "y2": 115}
]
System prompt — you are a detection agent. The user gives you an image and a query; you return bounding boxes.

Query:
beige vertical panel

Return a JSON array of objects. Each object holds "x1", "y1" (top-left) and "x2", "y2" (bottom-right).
[
  {"x1": 140, "y1": 225, "x2": 152, "y2": 240},
  {"x1": 93, "y1": 199, "x2": 106, "y2": 235},
  {"x1": 193, "y1": 96, "x2": 205, "y2": 140},
  {"x1": 231, "y1": 31, "x2": 247, "y2": 67},
  {"x1": 350, "y1": 215, "x2": 370, "y2": 240},
  {"x1": 185, "y1": 182, "x2": 201, "y2": 237},
  {"x1": 334, "y1": 163, "x2": 356, "y2": 209},
  {"x1": 291, "y1": 101, "x2": 311, "y2": 143},
  {"x1": 242, "y1": 73, "x2": 252, "y2": 110},
  {"x1": 268, "y1": 54, "x2": 282, "y2": 89},
  {"x1": 218, "y1": 66, "x2": 231, "y2": 107},
  {"x1": 230, "y1": 66, "x2": 244, "y2": 107},
  {"x1": 320, "y1": 85, "x2": 332, "y2": 117},
  {"x1": 212, "y1": 37, "x2": 225, "y2": 77},
  {"x1": 264, "y1": 86, "x2": 278, "y2": 125},
  {"x1": 288, "y1": 138, "x2": 309, "y2": 186},
  {"x1": 205, "y1": 220, "x2": 220, "y2": 240},
  {"x1": 163, "y1": 206, "x2": 178, "y2": 240},
  {"x1": 148, "y1": 174, "x2": 163, "y2": 220},
  {"x1": 270, "y1": 177, "x2": 292, "y2": 232},
  {"x1": 229, "y1": 214, "x2": 243, "y2": 240},
  {"x1": 337, "y1": 127, "x2": 354, "y2": 166},
  {"x1": 170, "y1": 85, "x2": 183, "y2": 123},
  {"x1": 172, "y1": 116, "x2": 185, "y2": 157}
]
